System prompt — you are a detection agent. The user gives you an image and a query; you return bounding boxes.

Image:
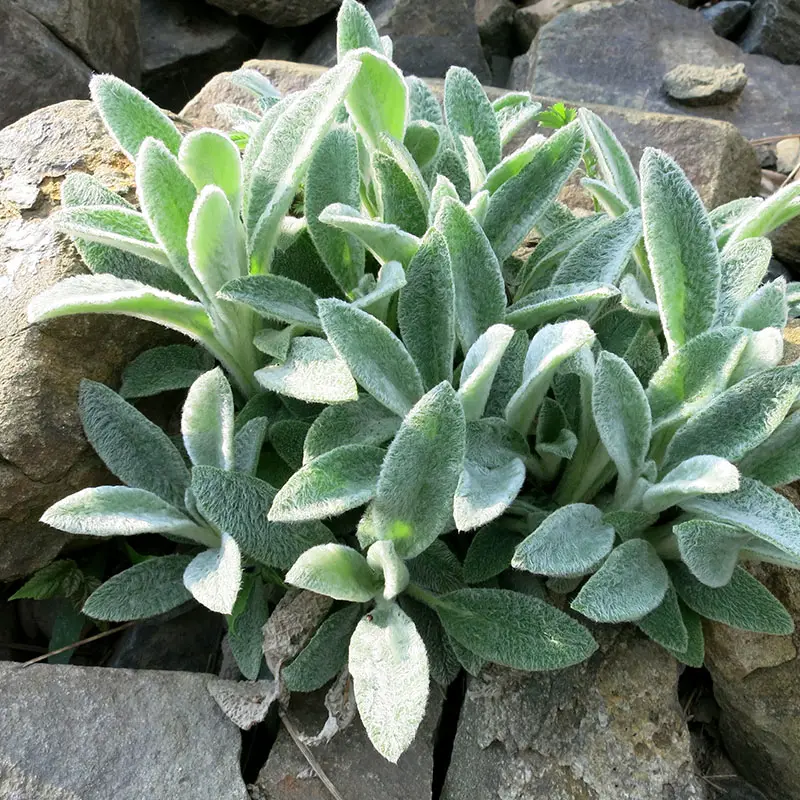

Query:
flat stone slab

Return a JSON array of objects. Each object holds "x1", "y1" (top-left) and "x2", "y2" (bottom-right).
[{"x1": 0, "y1": 663, "x2": 248, "y2": 800}]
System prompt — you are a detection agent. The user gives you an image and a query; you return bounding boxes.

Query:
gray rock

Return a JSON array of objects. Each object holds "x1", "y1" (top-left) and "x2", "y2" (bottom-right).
[
  {"x1": 741, "y1": 0, "x2": 800, "y2": 65},
  {"x1": 0, "y1": 0, "x2": 91, "y2": 130},
  {"x1": 207, "y1": 0, "x2": 342, "y2": 27},
  {"x1": 525, "y1": 0, "x2": 800, "y2": 140},
  {"x1": 705, "y1": 561, "x2": 800, "y2": 800},
  {"x1": 0, "y1": 663, "x2": 248, "y2": 799},
  {"x1": 253, "y1": 684, "x2": 444, "y2": 799},
  {"x1": 476, "y1": 0, "x2": 516, "y2": 55},
  {"x1": 663, "y1": 62, "x2": 748, "y2": 106},
  {"x1": 14, "y1": 0, "x2": 140, "y2": 84},
  {"x1": 776, "y1": 136, "x2": 800, "y2": 174},
  {"x1": 0, "y1": 100, "x2": 176, "y2": 581},
  {"x1": 141, "y1": 0, "x2": 258, "y2": 112},
  {"x1": 514, "y1": 0, "x2": 614, "y2": 50},
  {"x1": 301, "y1": 0, "x2": 491, "y2": 83},
  {"x1": 702, "y1": 0, "x2": 752, "y2": 38},
  {"x1": 183, "y1": 60, "x2": 760, "y2": 209},
  {"x1": 442, "y1": 628, "x2": 706, "y2": 800},
  {"x1": 108, "y1": 605, "x2": 224, "y2": 672}
]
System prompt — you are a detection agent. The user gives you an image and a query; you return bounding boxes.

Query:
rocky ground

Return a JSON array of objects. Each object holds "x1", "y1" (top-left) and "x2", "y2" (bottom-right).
[{"x1": 2, "y1": 1, "x2": 800, "y2": 798}]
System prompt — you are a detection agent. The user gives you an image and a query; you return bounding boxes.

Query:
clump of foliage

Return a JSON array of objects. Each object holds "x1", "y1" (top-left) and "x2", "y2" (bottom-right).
[{"x1": 26, "y1": 0, "x2": 800, "y2": 762}]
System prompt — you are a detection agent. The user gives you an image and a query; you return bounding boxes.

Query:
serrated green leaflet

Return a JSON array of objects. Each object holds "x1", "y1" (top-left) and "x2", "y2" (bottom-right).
[
  {"x1": 318, "y1": 298, "x2": 424, "y2": 416},
  {"x1": 671, "y1": 564, "x2": 793, "y2": 634},
  {"x1": 349, "y1": 603, "x2": 429, "y2": 763},
  {"x1": 270, "y1": 444, "x2": 386, "y2": 522},
  {"x1": 572, "y1": 539, "x2": 669, "y2": 622},
  {"x1": 435, "y1": 588, "x2": 597, "y2": 671},
  {"x1": 83, "y1": 555, "x2": 193, "y2": 621},
  {"x1": 372, "y1": 383, "x2": 466, "y2": 558},
  {"x1": 513, "y1": 504, "x2": 615, "y2": 577},
  {"x1": 641, "y1": 147, "x2": 721, "y2": 353},
  {"x1": 286, "y1": 543, "x2": 379, "y2": 601}
]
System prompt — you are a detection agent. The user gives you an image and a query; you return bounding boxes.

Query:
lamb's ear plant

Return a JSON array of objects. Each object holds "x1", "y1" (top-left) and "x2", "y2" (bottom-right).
[{"x1": 26, "y1": 0, "x2": 800, "y2": 764}]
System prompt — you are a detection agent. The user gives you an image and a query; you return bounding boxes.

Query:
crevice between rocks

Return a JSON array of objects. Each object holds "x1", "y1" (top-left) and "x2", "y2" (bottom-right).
[{"x1": 432, "y1": 671, "x2": 467, "y2": 800}]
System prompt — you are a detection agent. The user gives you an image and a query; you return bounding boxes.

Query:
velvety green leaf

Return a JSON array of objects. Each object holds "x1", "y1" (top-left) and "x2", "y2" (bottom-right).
[
  {"x1": 178, "y1": 129, "x2": 242, "y2": 214},
  {"x1": 513, "y1": 504, "x2": 615, "y2": 577},
  {"x1": 372, "y1": 382, "x2": 466, "y2": 558},
  {"x1": 668, "y1": 601, "x2": 705, "y2": 667},
  {"x1": 227, "y1": 574, "x2": 270, "y2": 680},
  {"x1": 181, "y1": 368, "x2": 235, "y2": 471},
  {"x1": 663, "y1": 365, "x2": 800, "y2": 469},
  {"x1": 505, "y1": 320, "x2": 595, "y2": 435},
  {"x1": 434, "y1": 147, "x2": 471, "y2": 203},
  {"x1": 83, "y1": 555, "x2": 193, "y2": 621},
  {"x1": 671, "y1": 564, "x2": 793, "y2": 634},
  {"x1": 255, "y1": 336, "x2": 358, "y2": 404},
  {"x1": 351, "y1": 260, "x2": 406, "y2": 316},
  {"x1": 192, "y1": 466, "x2": 334, "y2": 569},
  {"x1": 482, "y1": 134, "x2": 545, "y2": 196},
  {"x1": 405, "y1": 540, "x2": 464, "y2": 594},
  {"x1": 572, "y1": 539, "x2": 669, "y2": 622},
  {"x1": 183, "y1": 532, "x2": 242, "y2": 614},
  {"x1": 234, "y1": 416, "x2": 269, "y2": 475},
  {"x1": 458, "y1": 324, "x2": 515, "y2": 420},
  {"x1": 41, "y1": 486, "x2": 213, "y2": 544},
  {"x1": 90, "y1": 74, "x2": 182, "y2": 159},
  {"x1": 404, "y1": 120, "x2": 441, "y2": 169},
  {"x1": 495, "y1": 97, "x2": 543, "y2": 145},
  {"x1": 674, "y1": 519, "x2": 749, "y2": 588},
  {"x1": 551, "y1": 208, "x2": 642, "y2": 286},
  {"x1": 724, "y1": 182, "x2": 800, "y2": 247},
  {"x1": 269, "y1": 419, "x2": 309, "y2": 470},
  {"x1": 578, "y1": 108, "x2": 639, "y2": 207},
  {"x1": 734, "y1": 278, "x2": 788, "y2": 331},
  {"x1": 739, "y1": 410, "x2": 800, "y2": 487},
  {"x1": 454, "y1": 457, "x2": 526, "y2": 531},
  {"x1": 637, "y1": 585, "x2": 688, "y2": 652},
  {"x1": 399, "y1": 597, "x2": 460, "y2": 686},
  {"x1": 581, "y1": 177, "x2": 630, "y2": 218},
  {"x1": 283, "y1": 604, "x2": 362, "y2": 692},
  {"x1": 444, "y1": 66, "x2": 501, "y2": 171},
  {"x1": 435, "y1": 588, "x2": 597, "y2": 671},
  {"x1": 435, "y1": 197, "x2": 507, "y2": 351},
  {"x1": 305, "y1": 126, "x2": 365, "y2": 293},
  {"x1": 483, "y1": 120, "x2": 585, "y2": 262},
  {"x1": 506, "y1": 282, "x2": 620, "y2": 330},
  {"x1": 679, "y1": 475, "x2": 800, "y2": 563},
  {"x1": 136, "y1": 139, "x2": 200, "y2": 296},
  {"x1": 270, "y1": 444, "x2": 385, "y2": 522},
  {"x1": 219, "y1": 274, "x2": 321, "y2": 330},
  {"x1": 373, "y1": 150, "x2": 428, "y2": 237},
  {"x1": 730, "y1": 327, "x2": 785, "y2": 382},
  {"x1": 619, "y1": 274, "x2": 659, "y2": 319},
  {"x1": 716, "y1": 238, "x2": 773, "y2": 325},
  {"x1": 463, "y1": 524, "x2": 522, "y2": 583},
  {"x1": 337, "y1": 0, "x2": 383, "y2": 59},
  {"x1": 344, "y1": 48, "x2": 407, "y2": 151},
  {"x1": 319, "y1": 203, "x2": 421, "y2": 265},
  {"x1": 642, "y1": 456, "x2": 739, "y2": 514},
  {"x1": 349, "y1": 603, "x2": 429, "y2": 763},
  {"x1": 318, "y1": 298, "x2": 424, "y2": 416},
  {"x1": 303, "y1": 395, "x2": 400, "y2": 463},
  {"x1": 367, "y1": 540, "x2": 411, "y2": 600},
  {"x1": 710, "y1": 196, "x2": 763, "y2": 247},
  {"x1": 640, "y1": 147, "x2": 721, "y2": 353},
  {"x1": 286, "y1": 543, "x2": 379, "y2": 601},
  {"x1": 535, "y1": 397, "x2": 577, "y2": 460},
  {"x1": 247, "y1": 60, "x2": 361, "y2": 272},
  {"x1": 485, "y1": 330, "x2": 528, "y2": 417},
  {"x1": 78, "y1": 379, "x2": 190, "y2": 508},
  {"x1": 647, "y1": 327, "x2": 750, "y2": 431},
  {"x1": 119, "y1": 345, "x2": 213, "y2": 399},
  {"x1": 397, "y1": 228, "x2": 456, "y2": 389},
  {"x1": 406, "y1": 76, "x2": 443, "y2": 125}
]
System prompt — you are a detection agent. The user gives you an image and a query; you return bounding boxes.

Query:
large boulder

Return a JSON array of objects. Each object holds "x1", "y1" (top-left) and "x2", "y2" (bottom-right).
[
  {"x1": 741, "y1": 0, "x2": 800, "y2": 65},
  {"x1": 182, "y1": 60, "x2": 759, "y2": 209},
  {"x1": 252, "y1": 685, "x2": 444, "y2": 799},
  {"x1": 0, "y1": 663, "x2": 248, "y2": 799},
  {"x1": 141, "y1": 0, "x2": 259, "y2": 112},
  {"x1": 0, "y1": 100, "x2": 176, "y2": 581},
  {"x1": 520, "y1": 0, "x2": 800, "y2": 140},
  {"x1": 0, "y1": 0, "x2": 91, "y2": 130},
  {"x1": 14, "y1": 0, "x2": 140, "y2": 84},
  {"x1": 705, "y1": 563, "x2": 800, "y2": 800},
  {"x1": 441, "y1": 628, "x2": 705, "y2": 799},
  {"x1": 300, "y1": 0, "x2": 492, "y2": 83},
  {"x1": 207, "y1": 0, "x2": 342, "y2": 27}
]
